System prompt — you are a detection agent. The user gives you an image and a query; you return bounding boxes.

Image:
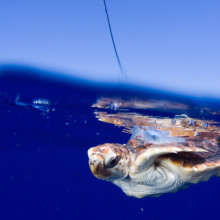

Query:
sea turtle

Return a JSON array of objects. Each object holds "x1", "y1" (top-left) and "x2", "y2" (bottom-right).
[{"x1": 88, "y1": 98, "x2": 220, "y2": 198}]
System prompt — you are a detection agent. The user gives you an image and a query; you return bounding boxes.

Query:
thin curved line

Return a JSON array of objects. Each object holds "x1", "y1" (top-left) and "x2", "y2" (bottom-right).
[{"x1": 103, "y1": 0, "x2": 127, "y2": 78}]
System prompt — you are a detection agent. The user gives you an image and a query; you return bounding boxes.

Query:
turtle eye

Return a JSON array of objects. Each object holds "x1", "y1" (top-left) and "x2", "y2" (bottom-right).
[{"x1": 105, "y1": 156, "x2": 121, "y2": 168}]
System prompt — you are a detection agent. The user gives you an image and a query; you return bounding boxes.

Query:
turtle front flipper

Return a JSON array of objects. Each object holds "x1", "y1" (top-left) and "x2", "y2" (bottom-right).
[
  {"x1": 129, "y1": 142, "x2": 208, "y2": 175},
  {"x1": 120, "y1": 142, "x2": 208, "y2": 198}
]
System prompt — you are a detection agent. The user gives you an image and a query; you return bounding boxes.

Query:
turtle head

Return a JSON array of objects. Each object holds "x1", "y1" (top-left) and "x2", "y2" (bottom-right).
[{"x1": 88, "y1": 143, "x2": 132, "y2": 181}]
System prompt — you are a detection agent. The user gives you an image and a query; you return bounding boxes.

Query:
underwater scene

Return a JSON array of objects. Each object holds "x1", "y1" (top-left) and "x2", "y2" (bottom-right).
[{"x1": 0, "y1": 66, "x2": 219, "y2": 220}]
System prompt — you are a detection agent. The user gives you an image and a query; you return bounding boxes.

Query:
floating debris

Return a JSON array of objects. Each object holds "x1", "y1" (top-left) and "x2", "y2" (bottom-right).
[
  {"x1": 202, "y1": 122, "x2": 208, "y2": 128},
  {"x1": 172, "y1": 119, "x2": 176, "y2": 125},
  {"x1": 15, "y1": 95, "x2": 51, "y2": 115},
  {"x1": 32, "y1": 98, "x2": 51, "y2": 115},
  {"x1": 15, "y1": 94, "x2": 30, "y2": 107},
  {"x1": 109, "y1": 100, "x2": 121, "y2": 111},
  {"x1": 187, "y1": 119, "x2": 196, "y2": 126},
  {"x1": 33, "y1": 98, "x2": 50, "y2": 105}
]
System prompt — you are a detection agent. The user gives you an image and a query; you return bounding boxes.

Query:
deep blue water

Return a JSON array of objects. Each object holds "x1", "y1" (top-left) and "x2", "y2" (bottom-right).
[{"x1": 0, "y1": 66, "x2": 219, "y2": 220}]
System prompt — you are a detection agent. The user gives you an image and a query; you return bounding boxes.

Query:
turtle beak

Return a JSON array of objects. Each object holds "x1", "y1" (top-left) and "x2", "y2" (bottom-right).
[
  {"x1": 88, "y1": 148, "x2": 112, "y2": 179},
  {"x1": 89, "y1": 160, "x2": 103, "y2": 175},
  {"x1": 88, "y1": 148, "x2": 104, "y2": 176},
  {"x1": 89, "y1": 163, "x2": 96, "y2": 174},
  {"x1": 89, "y1": 158, "x2": 109, "y2": 179}
]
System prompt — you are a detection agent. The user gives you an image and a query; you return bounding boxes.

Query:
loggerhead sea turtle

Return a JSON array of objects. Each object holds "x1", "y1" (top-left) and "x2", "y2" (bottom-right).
[{"x1": 88, "y1": 98, "x2": 220, "y2": 198}]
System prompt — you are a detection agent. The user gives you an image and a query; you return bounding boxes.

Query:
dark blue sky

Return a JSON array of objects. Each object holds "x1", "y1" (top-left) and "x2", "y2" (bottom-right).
[{"x1": 1, "y1": 0, "x2": 220, "y2": 97}]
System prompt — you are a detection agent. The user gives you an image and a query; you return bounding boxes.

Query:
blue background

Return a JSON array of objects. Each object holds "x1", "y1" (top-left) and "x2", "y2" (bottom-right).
[{"x1": 0, "y1": 1, "x2": 220, "y2": 219}]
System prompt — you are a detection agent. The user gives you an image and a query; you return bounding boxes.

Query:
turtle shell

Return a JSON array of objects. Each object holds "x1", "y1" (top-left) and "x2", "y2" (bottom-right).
[{"x1": 92, "y1": 97, "x2": 220, "y2": 184}]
